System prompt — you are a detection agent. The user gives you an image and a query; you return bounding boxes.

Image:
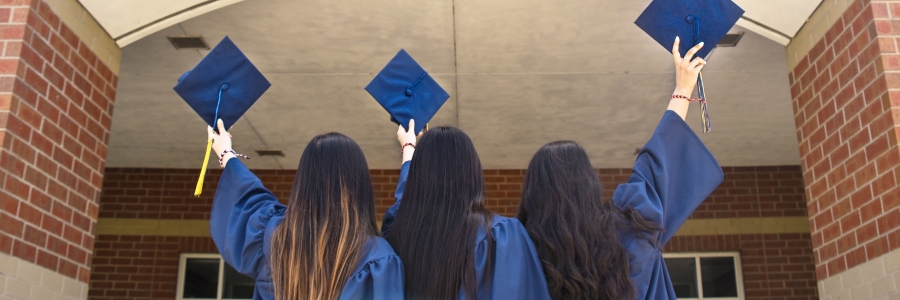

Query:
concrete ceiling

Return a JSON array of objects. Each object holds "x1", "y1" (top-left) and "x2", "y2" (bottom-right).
[
  {"x1": 733, "y1": 0, "x2": 822, "y2": 45},
  {"x1": 78, "y1": 0, "x2": 822, "y2": 47},
  {"x1": 107, "y1": 0, "x2": 801, "y2": 170}
]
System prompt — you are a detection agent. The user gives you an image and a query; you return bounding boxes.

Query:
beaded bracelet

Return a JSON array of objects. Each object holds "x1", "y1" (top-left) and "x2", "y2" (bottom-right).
[
  {"x1": 671, "y1": 94, "x2": 703, "y2": 102},
  {"x1": 401, "y1": 143, "x2": 416, "y2": 154},
  {"x1": 219, "y1": 149, "x2": 250, "y2": 167}
]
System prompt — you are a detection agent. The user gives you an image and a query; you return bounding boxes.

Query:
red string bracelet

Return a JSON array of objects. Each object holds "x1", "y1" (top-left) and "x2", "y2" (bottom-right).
[
  {"x1": 401, "y1": 143, "x2": 416, "y2": 154},
  {"x1": 219, "y1": 149, "x2": 250, "y2": 167},
  {"x1": 671, "y1": 94, "x2": 703, "y2": 102}
]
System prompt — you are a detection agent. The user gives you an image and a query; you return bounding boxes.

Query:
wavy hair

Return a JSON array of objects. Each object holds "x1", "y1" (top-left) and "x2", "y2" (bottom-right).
[
  {"x1": 516, "y1": 141, "x2": 660, "y2": 300},
  {"x1": 269, "y1": 133, "x2": 379, "y2": 300}
]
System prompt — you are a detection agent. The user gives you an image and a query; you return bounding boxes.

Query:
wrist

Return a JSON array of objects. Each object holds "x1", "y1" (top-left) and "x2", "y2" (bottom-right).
[
  {"x1": 220, "y1": 153, "x2": 236, "y2": 167},
  {"x1": 218, "y1": 149, "x2": 249, "y2": 167},
  {"x1": 673, "y1": 87, "x2": 693, "y2": 97},
  {"x1": 401, "y1": 143, "x2": 415, "y2": 162},
  {"x1": 402, "y1": 150, "x2": 414, "y2": 162}
]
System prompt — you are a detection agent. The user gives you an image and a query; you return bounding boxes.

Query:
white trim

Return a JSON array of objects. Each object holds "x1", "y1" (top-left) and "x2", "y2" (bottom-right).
[
  {"x1": 176, "y1": 253, "x2": 227, "y2": 300},
  {"x1": 114, "y1": 0, "x2": 245, "y2": 47},
  {"x1": 736, "y1": 19, "x2": 791, "y2": 46},
  {"x1": 217, "y1": 258, "x2": 226, "y2": 299},
  {"x1": 663, "y1": 252, "x2": 745, "y2": 300}
]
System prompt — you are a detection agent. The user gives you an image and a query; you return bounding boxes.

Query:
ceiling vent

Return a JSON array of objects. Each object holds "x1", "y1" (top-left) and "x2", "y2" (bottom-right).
[
  {"x1": 716, "y1": 32, "x2": 744, "y2": 47},
  {"x1": 167, "y1": 36, "x2": 209, "y2": 50},
  {"x1": 255, "y1": 149, "x2": 285, "y2": 157}
]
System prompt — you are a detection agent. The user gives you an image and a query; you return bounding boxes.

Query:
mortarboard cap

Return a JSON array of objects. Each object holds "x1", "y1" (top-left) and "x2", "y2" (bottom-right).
[
  {"x1": 365, "y1": 49, "x2": 449, "y2": 134},
  {"x1": 635, "y1": 0, "x2": 744, "y2": 59},
  {"x1": 172, "y1": 36, "x2": 269, "y2": 196},
  {"x1": 174, "y1": 36, "x2": 271, "y2": 132}
]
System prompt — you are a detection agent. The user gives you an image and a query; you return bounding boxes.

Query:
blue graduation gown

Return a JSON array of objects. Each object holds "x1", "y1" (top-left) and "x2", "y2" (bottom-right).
[
  {"x1": 210, "y1": 160, "x2": 405, "y2": 300},
  {"x1": 613, "y1": 111, "x2": 724, "y2": 300},
  {"x1": 383, "y1": 161, "x2": 552, "y2": 300}
]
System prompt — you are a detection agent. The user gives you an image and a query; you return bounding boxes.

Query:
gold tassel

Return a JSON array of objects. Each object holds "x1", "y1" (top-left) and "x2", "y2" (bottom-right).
[{"x1": 194, "y1": 137, "x2": 213, "y2": 196}]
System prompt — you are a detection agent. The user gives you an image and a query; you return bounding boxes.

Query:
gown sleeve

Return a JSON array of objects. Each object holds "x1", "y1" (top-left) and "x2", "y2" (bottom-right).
[
  {"x1": 210, "y1": 159, "x2": 286, "y2": 280},
  {"x1": 473, "y1": 217, "x2": 552, "y2": 300},
  {"x1": 613, "y1": 111, "x2": 724, "y2": 300},
  {"x1": 381, "y1": 160, "x2": 410, "y2": 236},
  {"x1": 339, "y1": 250, "x2": 405, "y2": 299},
  {"x1": 612, "y1": 110, "x2": 724, "y2": 245}
]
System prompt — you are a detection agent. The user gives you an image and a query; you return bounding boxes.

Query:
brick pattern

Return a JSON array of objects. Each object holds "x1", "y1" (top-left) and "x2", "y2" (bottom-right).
[
  {"x1": 788, "y1": 0, "x2": 900, "y2": 280},
  {"x1": 91, "y1": 165, "x2": 813, "y2": 299},
  {"x1": 99, "y1": 166, "x2": 807, "y2": 221},
  {"x1": 88, "y1": 235, "x2": 216, "y2": 299},
  {"x1": 0, "y1": 0, "x2": 118, "y2": 283},
  {"x1": 665, "y1": 234, "x2": 818, "y2": 300},
  {"x1": 689, "y1": 166, "x2": 807, "y2": 219},
  {"x1": 87, "y1": 232, "x2": 818, "y2": 300}
]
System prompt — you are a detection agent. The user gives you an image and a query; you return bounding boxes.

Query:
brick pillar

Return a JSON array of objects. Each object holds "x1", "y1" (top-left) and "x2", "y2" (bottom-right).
[
  {"x1": 0, "y1": 0, "x2": 118, "y2": 299},
  {"x1": 788, "y1": 0, "x2": 900, "y2": 297}
]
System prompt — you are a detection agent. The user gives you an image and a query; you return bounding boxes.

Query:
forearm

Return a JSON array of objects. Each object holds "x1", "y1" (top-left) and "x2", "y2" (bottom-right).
[
  {"x1": 220, "y1": 153, "x2": 237, "y2": 167},
  {"x1": 402, "y1": 147, "x2": 414, "y2": 162},
  {"x1": 667, "y1": 88, "x2": 692, "y2": 120}
]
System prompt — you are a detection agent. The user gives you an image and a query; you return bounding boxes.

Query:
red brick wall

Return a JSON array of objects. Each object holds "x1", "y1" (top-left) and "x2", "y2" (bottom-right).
[
  {"x1": 99, "y1": 166, "x2": 807, "y2": 221},
  {"x1": 90, "y1": 165, "x2": 814, "y2": 299},
  {"x1": 90, "y1": 234, "x2": 818, "y2": 300},
  {"x1": 665, "y1": 234, "x2": 818, "y2": 300},
  {"x1": 0, "y1": 0, "x2": 117, "y2": 283},
  {"x1": 788, "y1": 0, "x2": 900, "y2": 280},
  {"x1": 89, "y1": 235, "x2": 216, "y2": 299}
]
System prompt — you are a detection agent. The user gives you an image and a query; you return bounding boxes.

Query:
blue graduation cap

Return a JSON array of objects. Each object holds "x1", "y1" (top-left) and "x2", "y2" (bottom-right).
[
  {"x1": 173, "y1": 36, "x2": 270, "y2": 196},
  {"x1": 635, "y1": 0, "x2": 744, "y2": 59},
  {"x1": 635, "y1": 0, "x2": 744, "y2": 133},
  {"x1": 174, "y1": 36, "x2": 271, "y2": 132},
  {"x1": 365, "y1": 49, "x2": 449, "y2": 134}
]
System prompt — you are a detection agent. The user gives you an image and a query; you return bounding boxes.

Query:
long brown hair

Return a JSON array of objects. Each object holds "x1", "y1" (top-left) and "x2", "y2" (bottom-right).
[
  {"x1": 269, "y1": 133, "x2": 379, "y2": 300},
  {"x1": 517, "y1": 141, "x2": 660, "y2": 299},
  {"x1": 385, "y1": 127, "x2": 493, "y2": 300}
]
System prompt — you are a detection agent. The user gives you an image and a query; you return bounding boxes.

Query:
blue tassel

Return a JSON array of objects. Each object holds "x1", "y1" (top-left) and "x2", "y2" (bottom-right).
[{"x1": 698, "y1": 71, "x2": 710, "y2": 133}]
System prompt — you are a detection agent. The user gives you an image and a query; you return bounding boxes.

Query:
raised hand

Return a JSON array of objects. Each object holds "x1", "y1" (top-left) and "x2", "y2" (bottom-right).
[
  {"x1": 672, "y1": 36, "x2": 706, "y2": 97},
  {"x1": 398, "y1": 119, "x2": 417, "y2": 162}
]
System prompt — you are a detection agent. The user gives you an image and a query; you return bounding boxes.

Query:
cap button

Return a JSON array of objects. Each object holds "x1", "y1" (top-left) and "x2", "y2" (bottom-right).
[
  {"x1": 685, "y1": 15, "x2": 696, "y2": 23},
  {"x1": 405, "y1": 88, "x2": 414, "y2": 96},
  {"x1": 221, "y1": 83, "x2": 230, "y2": 91}
]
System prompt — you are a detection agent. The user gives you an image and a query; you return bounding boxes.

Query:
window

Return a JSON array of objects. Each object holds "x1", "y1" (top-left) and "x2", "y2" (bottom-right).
[
  {"x1": 663, "y1": 252, "x2": 744, "y2": 300},
  {"x1": 177, "y1": 253, "x2": 256, "y2": 300}
]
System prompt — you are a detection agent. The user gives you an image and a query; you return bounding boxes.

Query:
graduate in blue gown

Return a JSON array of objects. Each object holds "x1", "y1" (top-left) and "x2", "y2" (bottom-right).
[
  {"x1": 382, "y1": 120, "x2": 551, "y2": 300},
  {"x1": 207, "y1": 121, "x2": 404, "y2": 300},
  {"x1": 516, "y1": 39, "x2": 724, "y2": 300}
]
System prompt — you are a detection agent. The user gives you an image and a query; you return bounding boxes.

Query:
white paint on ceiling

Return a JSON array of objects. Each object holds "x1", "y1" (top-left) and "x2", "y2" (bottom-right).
[
  {"x1": 734, "y1": 0, "x2": 823, "y2": 45},
  {"x1": 79, "y1": 0, "x2": 824, "y2": 48},
  {"x1": 108, "y1": 0, "x2": 802, "y2": 170},
  {"x1": 78, "y1": 0, "x2": 244, "y2": 47}
]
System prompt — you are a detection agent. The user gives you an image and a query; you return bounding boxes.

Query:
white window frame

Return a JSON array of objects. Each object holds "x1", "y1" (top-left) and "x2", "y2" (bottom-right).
[
  {"x1": 662, "y1": 252, "x2": 745, "y2": 300},
  {"x1": 176, "y1": 253, "x2": 254, "y2": 300}
]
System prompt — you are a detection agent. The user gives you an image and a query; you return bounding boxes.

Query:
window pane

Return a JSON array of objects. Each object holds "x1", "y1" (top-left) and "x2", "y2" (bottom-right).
[
  {"x1": 222, "y1": 263, "x2": 256, "y2": 299},
  {"x1": 664, "y1": 257, "x2": 698, "y2": 298},
  {"x1": 700, "y1": 257, "x2": 738, "y2": 297},
  {"x1": 183, "y1": 258, "x2": 220, "y2": 299}
]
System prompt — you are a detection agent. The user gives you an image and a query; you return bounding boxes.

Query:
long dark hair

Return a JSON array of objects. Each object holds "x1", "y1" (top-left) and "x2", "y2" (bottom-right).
[
  {"x1": 385, "y1": 127, "x2": 494, "y2": 300},
  {"x1": 516, "y1": 141, "x2": 659, "y2": 300},
  {"x1": 269, "y1": 133, "x2": 379, "y2": 300}
]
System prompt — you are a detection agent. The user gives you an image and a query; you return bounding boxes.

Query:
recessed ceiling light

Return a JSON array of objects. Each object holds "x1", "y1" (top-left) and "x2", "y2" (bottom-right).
[
  {"x1": 167, "y1": 36, "x2": 209, "y2": 50},
  {"x1": 716, "y1": 32, "x2": 744, "y2": 47},
  {"x1": 255, "y1": 149, "x2": 285, "y2": 157}
]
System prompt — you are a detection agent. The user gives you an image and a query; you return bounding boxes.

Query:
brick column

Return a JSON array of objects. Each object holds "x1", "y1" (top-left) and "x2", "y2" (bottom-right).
[
  {"x1": 788, "y1": 0, "x2": 900, "y2": 297},
  {"x1": 0, "y1": 0, "x2": 119, "y2": 299}
]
